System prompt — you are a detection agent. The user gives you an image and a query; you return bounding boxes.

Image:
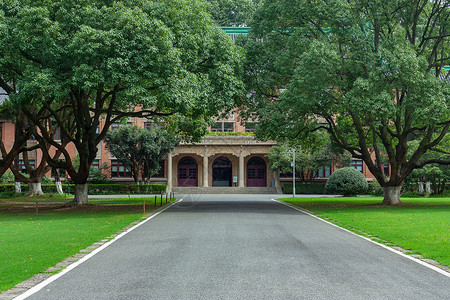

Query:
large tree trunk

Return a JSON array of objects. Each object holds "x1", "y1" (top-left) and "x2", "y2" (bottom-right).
[
  {"x1": 27, "y1": 182, "x2": 44, "y2": 196},
  {"x1": 73, "y1": 183, "x2": 89, "y2": 204},
  {"x1": 418, "y1": 182, "x2": 424, "y2": 195},
  {"x1": 15, "y1": 181, "x2": 21, "y2": 194},
  {"x1": 55, "y1": 181, "x2": 64, "y2": 194},
  {"x1": 382, "y1": 186, "x2": 403, "y2": 205}
]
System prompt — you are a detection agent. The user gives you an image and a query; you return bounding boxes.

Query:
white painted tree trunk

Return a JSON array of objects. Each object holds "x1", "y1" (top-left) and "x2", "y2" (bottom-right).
[
  {"x1": 15, "y1": 181, "x2": 21, "y2": 194},
  {"x1": 418, "y1": 182, "x2": 424, "y2": 194},
  {"x1": 55, "y1": 181, "x2": 64, "y2": 194},
  {"x1": 382, "y1": 186, "x2": 403, "y2": 205},
  {"x1": 27, "y1": 183, "x2": 44, "y2": 197},
  {"x1": 73, "y1": 183, "x2": 89, "y2": 204},
  {"x1": 425, "y1": 182, "x2": 431, "y2": 194}
]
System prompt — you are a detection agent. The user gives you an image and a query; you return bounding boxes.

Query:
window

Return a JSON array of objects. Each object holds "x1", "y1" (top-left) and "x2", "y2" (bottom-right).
[
  {"x1": 144, "y1": 122, "x2": 161, "y2": 131},
  {"x1": 18, "y1": 160, "x2": 35, "y2": 173},
  {"x1": 54, "y1": 127, "x2": 61, "y2": 140},
  {"x1": 210, "y1": 121, "x2": 234, "y2": 132},
  {"x1": 111, "y1": 160, "x2": 131, "y2": 177},
  {"x1": 317, "y1": 166, "x2": 331, "y2": 178},
  {"x1": 144, "y1": 122, "x2": 153, "y2": 131},
  {"x1": 211, "y1": 122, "x2": 223, "y2": 132},
  {"x1": 350, "y1": 160, "x2": 363, "y2": 173},
  {"x1": 91, "y1": 159, "x2": 100, "y2": 169},
  {"x1": 110, "y1": 122, "x2": 132, "y2": 131},
  {"x1": 223, "y1": 122, "x2": 233, "y2": 132},
  {"x1": 245, "y1": 122, "x2": 257, "y2": 132},
  {"x1": 382, "y1": 161, "x2": 389, "y2": 177}
]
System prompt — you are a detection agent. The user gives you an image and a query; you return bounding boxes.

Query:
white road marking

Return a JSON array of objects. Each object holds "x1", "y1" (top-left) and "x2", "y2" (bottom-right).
[
  {"x1": 272, "y1": 198, "x2": 450, "y2": 278},
  {"x1": 13, "y1": 199, "x2": 183, "y2": 300}
]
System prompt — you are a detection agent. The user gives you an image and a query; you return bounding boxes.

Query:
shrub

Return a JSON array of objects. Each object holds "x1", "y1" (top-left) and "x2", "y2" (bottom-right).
[
  {"x1": 87, "y1": 166, "x2": 110, "y2": 184},
  {"x1": 0, "y1": 183, "x2": 167, "y2": 195},
  {"x1": 367, "y1": 180, "x2": 383, "y2": 196},
  {"x1": 325, "y1": 167, "x2": 368, "y2": 196},
  {"x1": 0, "y1": 171, "x2": 15, "y2": 184},
  {"x1": 41, "y1": 175, "x2": 54, "y2": 184}
]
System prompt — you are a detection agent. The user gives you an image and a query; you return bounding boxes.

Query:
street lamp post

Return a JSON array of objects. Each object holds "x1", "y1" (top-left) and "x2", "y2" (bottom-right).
[{"x1": 287, "y1": 148, "x2": 296, "y2": 197}]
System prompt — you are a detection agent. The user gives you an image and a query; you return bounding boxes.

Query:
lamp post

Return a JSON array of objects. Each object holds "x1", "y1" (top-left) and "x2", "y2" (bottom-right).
[{"x1": 287, "y1": 148, "x2": 296, "y2": 197}]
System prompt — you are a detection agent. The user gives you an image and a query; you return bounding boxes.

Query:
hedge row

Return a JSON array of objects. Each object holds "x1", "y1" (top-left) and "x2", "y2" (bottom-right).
[
  {"x1": 283, "y1": 183, "x2": 327, "y2": 194},
  {"x1": 0, "y1": 184, "x2": 167, "y2": 194}
]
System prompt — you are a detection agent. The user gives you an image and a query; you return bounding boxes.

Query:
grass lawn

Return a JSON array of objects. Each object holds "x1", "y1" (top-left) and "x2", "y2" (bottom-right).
[
  {"x1": 0, "y1": 195, "x2": 176, "y2": 292},
  {"x1": 278, "y1": 196, "x2": 450, "y2": 267}
]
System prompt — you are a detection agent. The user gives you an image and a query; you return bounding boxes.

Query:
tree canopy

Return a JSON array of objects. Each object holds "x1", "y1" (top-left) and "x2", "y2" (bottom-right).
[
  {"x1": 0, "y1": 0, "x2": 244, "y2": 203},
  {"x1": 204, "y1": 0, "x2": 259, "y2": 26},
  {"x1": 105, "y1": 125, "x2": 179, "y2": 184},
  {"x1": 241, "y1": 0, "x2": 450, "y2": 205}
]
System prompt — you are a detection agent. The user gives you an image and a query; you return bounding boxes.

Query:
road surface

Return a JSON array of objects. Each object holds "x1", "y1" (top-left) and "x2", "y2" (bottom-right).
[{"x1": 22, "y1": 194, "x2": 449, "y2": 299}]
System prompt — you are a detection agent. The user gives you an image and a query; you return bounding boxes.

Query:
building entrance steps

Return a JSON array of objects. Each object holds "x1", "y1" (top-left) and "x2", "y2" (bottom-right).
[{"x1": 172, "y1": 187, "x2": 279, "y2": 194}]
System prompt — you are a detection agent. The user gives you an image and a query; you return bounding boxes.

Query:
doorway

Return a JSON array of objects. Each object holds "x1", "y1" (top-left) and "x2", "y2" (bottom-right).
[
  {"x1": 178, "y1": 157, "x2": 198, "y2": 187},
  {"x1": 212, "y1": 157, "x2": 232, "y2": 187},
  {"x1": 247, "y1": 157, "x2": 266, "y2": 187}
]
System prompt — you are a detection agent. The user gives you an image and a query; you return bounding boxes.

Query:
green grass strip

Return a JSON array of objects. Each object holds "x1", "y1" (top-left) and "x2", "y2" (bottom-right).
[
  {"x1": 0, "y1": 208, "x2": 143, "y2": 292},
  {"x1": 279, "y1": 196, "x2": 450, "y2": 267}
]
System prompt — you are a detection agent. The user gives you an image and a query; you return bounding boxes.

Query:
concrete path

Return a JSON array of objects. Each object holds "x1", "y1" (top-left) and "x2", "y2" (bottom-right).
[{"x1": 20, "y1": 194, "x2": 449, "y2": 299}]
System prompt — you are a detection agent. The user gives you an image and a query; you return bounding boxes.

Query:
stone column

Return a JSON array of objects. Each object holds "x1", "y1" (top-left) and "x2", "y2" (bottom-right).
[
  {"x1": 202, "y1": 154, "x2": 209, "y2": 187},
  {"x1": 167, "y1": 152, "x2": 173, "y2": 193},
  {"x1": 238, "y1": 154, "x2": 245, "y2": 187}
]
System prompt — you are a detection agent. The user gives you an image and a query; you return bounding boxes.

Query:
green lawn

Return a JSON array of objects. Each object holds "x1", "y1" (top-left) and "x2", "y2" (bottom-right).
[
  {"x1": 278, "y1": 196, "x2": 450, "y2": 267},
  {"x1": 0, "y1": 196, "x2": 176, "y2": 292}
]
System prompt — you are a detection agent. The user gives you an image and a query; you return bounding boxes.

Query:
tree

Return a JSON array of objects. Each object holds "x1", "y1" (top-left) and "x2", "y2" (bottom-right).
[
  {"x1": 204, "y1": 0, "x2": 259, "y2": 26},
  {"x1": 105, "y1": 125, "x2": 178, "y2": 184},
  {"x1": 406, "y1": 134, "x2": 450, "y2": 194},
  {"x1": 9, "y1": 121, "x2": 67, "y2": 196},
  {"x1": 267, "y1": 134, "x2": 351, "y2": 182},
  {"x1": 241, "y1": 0, "x2": 450, "y2": 205},
  {"x1": 2, "y1": 0, "x2": 244, "y2": 203}
]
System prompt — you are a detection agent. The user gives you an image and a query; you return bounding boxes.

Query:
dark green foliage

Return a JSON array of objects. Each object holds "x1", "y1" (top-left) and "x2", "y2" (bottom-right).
[
  {"x1": 0, "y1": 184, "x2": 166, "y2": 194},
  {"x1": 105, "y1": 126, "x2": 178, "y2": 183},
  {"x1": 83, "y1": 184, "x2": 167, "y2": 195},
  {"x1": 87, "y1": 167, "x2": 111, "y2": 184},
  {"x1": 0, "y1": 0, "x2": 244, "y2": 203},
  {"x1": 283, "y1": 183, "x2": 326, "y2": 194},
  {"x1": 204, "y1": 0, "x2": 259, "y2": 26},
  {"x1": 325, "y1": 167, "x2": 368, "y2": 196},
  {"x1": 0, "y1": 171, "x2": 15, "y2": 184},
  {"x1": 241, "y1": 0, "x2": 450, "y2": 205},
  {"x1": 367, "y1": 180, "x2": 383, "y2": 196}
]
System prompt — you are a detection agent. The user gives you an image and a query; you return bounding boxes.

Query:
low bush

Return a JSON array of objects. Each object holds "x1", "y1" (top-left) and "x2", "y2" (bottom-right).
[
  {"x1": 367, "y1": 180, "x2": 383, "y2": 196},
  {"x1": 325, "y1": 167, "x2": 368, "y2": 196},
  {"x1": 0, "y1": 183, "x2": 167, "y2": 195},
  {"x1": 283, "y1": 183, "x2": 326, "y2": 194}
]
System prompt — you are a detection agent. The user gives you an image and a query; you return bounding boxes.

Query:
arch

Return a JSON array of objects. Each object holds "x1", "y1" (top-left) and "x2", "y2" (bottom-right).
[
  {"x1": 212, "y1": 156, "x2": 232, "y2": 187},
  {"x1": 247, "y1": 157, "x2": 266, "y2": 187},
  {"x1": 177, "y1": 156, "x2": 198, "y2": 187}
]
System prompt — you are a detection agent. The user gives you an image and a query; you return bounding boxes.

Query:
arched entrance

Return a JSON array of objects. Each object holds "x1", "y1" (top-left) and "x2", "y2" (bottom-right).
[
  {"x1": 178, "y1": 157, "x2": 198, "y2": 187},
  {"x1": 247, "y1": 157, "x2": 266, "y2": 187},
  {"x1": 212, "y1": 157, "x2": 232, "y2": 187}
]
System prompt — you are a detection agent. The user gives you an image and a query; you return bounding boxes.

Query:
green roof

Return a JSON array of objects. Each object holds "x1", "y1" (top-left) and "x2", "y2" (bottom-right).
[
  {"x1": 221, "y1": 27, "x2": 250, "y2": 35},
  {"x1": 444, "y1": 66, "x2": 450, "y2": 71}
]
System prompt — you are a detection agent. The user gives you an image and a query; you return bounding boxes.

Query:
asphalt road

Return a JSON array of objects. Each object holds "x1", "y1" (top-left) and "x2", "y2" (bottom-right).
[{"x1": 23, "y1": 194, "x2": 449, "y2": 300}]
